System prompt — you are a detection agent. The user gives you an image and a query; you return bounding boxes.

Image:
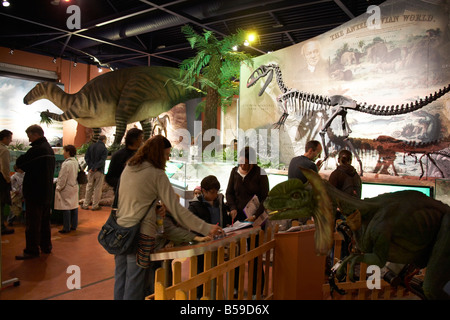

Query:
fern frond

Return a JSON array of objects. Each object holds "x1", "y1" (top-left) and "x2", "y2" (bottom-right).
[{"x1": 40, "y1": 111, "x2": 53, "y2": 126}]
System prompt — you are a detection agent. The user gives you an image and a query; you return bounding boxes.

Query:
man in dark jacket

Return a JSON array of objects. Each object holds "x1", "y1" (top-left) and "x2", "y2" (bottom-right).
[
  {"x1": 82, "y1": 135, "x2": 108, "y2": 211},
  {"x1": 105, "y1": 128, "x2": 143, "y2": 190},
  {"x1": 15, "y1": 125, "x2": 55, "y2": 259},
  {"x1": 287, "y1": 140, "x2": 323, "y2": 184}
]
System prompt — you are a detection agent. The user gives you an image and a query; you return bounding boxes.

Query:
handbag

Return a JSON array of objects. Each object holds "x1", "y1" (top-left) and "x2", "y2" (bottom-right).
[
  {"x1": 77, "y1": 164, "x2": 88, "y2": 184},
  {"x1": 98, "y1": 209, "x2": 141, "y2": 255},
  {"x1": 98, "y1": 180, "x2": 156, "y2": 255}
]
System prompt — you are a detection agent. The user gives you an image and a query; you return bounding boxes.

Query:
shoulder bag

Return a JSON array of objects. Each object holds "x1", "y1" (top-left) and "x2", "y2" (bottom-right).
[
  {"x1": 98, "y1": 181, "x2": 156, "y2": 255},
  {"x1": 98, "y1": 200, "x2": 156, "y2": 255}
]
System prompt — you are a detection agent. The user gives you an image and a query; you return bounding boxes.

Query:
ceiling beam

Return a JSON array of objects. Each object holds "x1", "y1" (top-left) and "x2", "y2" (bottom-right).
[{"x1": 333, "y1": 0, "x2": 355, "y2": 19}]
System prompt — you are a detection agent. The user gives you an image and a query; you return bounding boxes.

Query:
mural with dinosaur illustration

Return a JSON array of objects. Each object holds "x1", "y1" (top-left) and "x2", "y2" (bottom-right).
[{"x1": 240, "y1": 0, "x2": 450, "y2": 178}]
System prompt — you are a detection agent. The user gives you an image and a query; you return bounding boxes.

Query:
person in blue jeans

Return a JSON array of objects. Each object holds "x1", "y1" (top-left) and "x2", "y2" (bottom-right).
[{"x1": 113, "y1": 135, "x2": 221, "y2": 300}]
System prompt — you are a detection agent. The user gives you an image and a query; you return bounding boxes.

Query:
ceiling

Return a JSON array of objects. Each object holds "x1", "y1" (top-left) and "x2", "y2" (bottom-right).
[{"x1": 0, "y1": 0, "x2": 386, "y2": 70}]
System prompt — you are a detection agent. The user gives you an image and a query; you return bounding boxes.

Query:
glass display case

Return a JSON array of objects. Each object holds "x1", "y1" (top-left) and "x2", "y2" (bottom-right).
[
  {"x1": 165, "y1": 160, "x2": 235, "y2": 207},
  {"x1": 165, "y1": 160, "x2": 289, "y2": 207}
]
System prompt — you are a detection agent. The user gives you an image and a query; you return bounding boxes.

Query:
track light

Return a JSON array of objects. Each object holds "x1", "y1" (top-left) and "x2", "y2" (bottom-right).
[{"x1": 2, "y1": 1, "x2": 10, "y2": 7}]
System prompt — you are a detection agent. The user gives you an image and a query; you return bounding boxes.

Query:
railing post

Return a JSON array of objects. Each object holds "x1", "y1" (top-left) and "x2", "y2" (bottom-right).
[
  {"x1": 188, "y1": 255, "x2": 198, "y2": 300},
  {"x1": 227, "y1": 241, "x2": 237, "y2": 300},
  {"x1": 216, "y1": 246, "x2": 225, "y2": 300}
]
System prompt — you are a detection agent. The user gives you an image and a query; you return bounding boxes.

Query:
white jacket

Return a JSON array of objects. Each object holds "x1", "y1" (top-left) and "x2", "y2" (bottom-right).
[
  {"x1": 117, "y1": 161, "x2": 212, "y2": 237},
  {"x1": 54, "y1": 157, "x2": 79, "y2": 210}
]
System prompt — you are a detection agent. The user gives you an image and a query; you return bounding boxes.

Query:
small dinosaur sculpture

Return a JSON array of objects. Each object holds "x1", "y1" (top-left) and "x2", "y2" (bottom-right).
[
  {"x1": 264, "y1": 168, "x2": 450, "y2": 300},
  {"x1": 23, "y1": 66, "x2": 200, "y2": 145},
  {"x1": 247, "y1": 63, "x2": 450, "y2": 174}
]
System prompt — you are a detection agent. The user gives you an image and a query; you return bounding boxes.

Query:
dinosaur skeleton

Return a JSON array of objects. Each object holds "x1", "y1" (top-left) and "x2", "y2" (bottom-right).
[{"x1": 246, "y1": 63, "x2": 450, "y2": 175}]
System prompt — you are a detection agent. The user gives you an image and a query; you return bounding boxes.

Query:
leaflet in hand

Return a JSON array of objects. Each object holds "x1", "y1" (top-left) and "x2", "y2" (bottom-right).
[{"x1": 243, "y1": 195, "x2": 259, "y2": 218}]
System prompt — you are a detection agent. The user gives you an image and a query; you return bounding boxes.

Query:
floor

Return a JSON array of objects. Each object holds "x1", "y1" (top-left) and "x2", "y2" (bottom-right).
[{"x1": 0, "y1": 206, "x2": 115, "y2": 300}]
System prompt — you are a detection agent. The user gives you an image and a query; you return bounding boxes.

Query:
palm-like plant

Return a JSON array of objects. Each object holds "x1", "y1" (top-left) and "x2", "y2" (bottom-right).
[{"x1": 177, "y1": 25, "x2": 254, "y2": 147}]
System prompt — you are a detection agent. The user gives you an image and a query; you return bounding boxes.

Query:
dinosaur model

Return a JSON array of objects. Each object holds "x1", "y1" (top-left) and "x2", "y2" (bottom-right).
[
  {"x1": 246, "y1": 63, "x2": 450, "y2": 174},
  {"x1": 264, "y1": 168, "x2": 450, "y2": 300},
  {"x1": 23, "y1": 66, "x2": 200, "y2": 145}
]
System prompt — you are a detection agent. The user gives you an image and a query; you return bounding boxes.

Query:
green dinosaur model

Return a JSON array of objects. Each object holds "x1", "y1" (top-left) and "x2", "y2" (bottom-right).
[
  {"x1": 23, "y1": 66, "x2": 200, "y2": 145},
  {"x1": 264, "y1": 168, "x2": 450, "y2": 300}
]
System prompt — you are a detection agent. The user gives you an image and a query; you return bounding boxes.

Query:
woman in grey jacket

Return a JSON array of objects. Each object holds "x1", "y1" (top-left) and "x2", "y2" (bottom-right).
[{"x1": 114, "y1": 135, "x2": 221, "y2": 300}]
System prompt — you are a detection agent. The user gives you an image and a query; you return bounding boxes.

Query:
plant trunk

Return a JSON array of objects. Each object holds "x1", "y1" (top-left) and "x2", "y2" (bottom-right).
[{"x1": 202, "y1": 86, "x2": 220, "y2": 151}]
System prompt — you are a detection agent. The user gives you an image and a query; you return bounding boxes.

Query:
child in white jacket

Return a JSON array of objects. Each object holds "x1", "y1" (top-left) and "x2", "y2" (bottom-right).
[{"x1": 7, "y1": 165, "x2": 25, "y2": 225}]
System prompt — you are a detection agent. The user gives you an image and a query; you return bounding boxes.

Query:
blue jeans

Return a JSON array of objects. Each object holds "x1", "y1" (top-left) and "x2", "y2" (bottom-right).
[
  {"x1": 114, "y1": 253, "x2": 147, "y2": 300},
  {"x1": 61, "y1": 208, "x2": 78, "y2": 232}
]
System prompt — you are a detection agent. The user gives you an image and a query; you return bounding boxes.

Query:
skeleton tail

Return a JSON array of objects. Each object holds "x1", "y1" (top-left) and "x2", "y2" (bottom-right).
[{"x1": 355, "y1": 84, "x2": 450, "y2": 116}]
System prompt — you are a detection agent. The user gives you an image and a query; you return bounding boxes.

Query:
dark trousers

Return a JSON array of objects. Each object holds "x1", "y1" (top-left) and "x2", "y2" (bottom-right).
[
  {"x1": 24, "y1": 202, "x2": 52, "y2": 256},
  {"x1": 61, "y1": 208, "x2": 79, "y2": 232}
]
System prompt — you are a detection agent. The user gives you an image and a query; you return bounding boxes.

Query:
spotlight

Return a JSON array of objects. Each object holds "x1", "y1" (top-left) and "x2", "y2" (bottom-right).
[
  {"x1": 98, "y1": 66, "x2": 103, "y2": 72},
  {"x1": 245, "y1": 32, "x2": 259, "y2": 46},
  {"x1": 52, "y1": 57, "x2": 57, "y2": 63},
  {"x1": 247, "y1": 33, "x2": 256, "y2": 42},
  {"x1": 9, "y1": 49, "x2": 14, "y2": 55},
  {"x1": 2, "y1": 0, "x2": 10, "y2": 7}
]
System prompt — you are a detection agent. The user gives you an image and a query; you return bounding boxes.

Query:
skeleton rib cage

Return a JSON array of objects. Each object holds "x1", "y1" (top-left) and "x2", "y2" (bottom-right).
[
  {"x1": 247, "y1": 63, "x2": 450, "y2": 118},
  {"x1": 246, "y1": 63, "x2": 450, "y2": 175}
]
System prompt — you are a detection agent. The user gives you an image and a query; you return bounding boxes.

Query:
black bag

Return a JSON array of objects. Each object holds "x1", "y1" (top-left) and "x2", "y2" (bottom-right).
[
  {"x1": 98, "y1": 197, "x2": 156, "y2": 255},
  {"x1": 77, "y1": 164, "x2": 88, "y2": 184},
  {"x1": 98, "y1": 209, "x2": 141, "y2": 255}
]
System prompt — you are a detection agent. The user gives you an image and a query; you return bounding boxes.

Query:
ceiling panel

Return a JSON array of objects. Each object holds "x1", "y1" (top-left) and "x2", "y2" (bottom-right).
[{"x1": 0, "y1": 0, "x2": 386, "y2": 69}]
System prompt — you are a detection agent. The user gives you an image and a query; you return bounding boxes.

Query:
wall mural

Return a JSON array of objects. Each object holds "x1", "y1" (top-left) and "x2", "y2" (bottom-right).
[
  {"x1": 0, "y1": 75, "x2": 63, "y2": 146},
  {"x1": 239, "y1": 0, "x2": 450, "y2": 179}
]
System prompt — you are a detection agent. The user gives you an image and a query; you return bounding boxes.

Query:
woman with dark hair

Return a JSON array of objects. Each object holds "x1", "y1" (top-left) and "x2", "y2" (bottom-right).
[
  {"x1": 328, "y1": 149, "x2": 361, "y2": 198},
  {"x1": 114, "y1": 135, "x2": 221, "y2": 300},
  {"x1": 55, "y1": 144, "x2": 79, "y2": 234},
  {"x1": 226, "y1": 146, "x2": 269, "y2": 223},
  {"x1": 225, "y1": 146, "x2": 269, "y2": 297}
]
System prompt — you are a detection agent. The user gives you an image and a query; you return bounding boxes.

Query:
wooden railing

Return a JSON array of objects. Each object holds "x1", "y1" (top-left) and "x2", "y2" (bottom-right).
[{"x1": 145, "y1": 226, "x2": 277, "y2": 300}]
